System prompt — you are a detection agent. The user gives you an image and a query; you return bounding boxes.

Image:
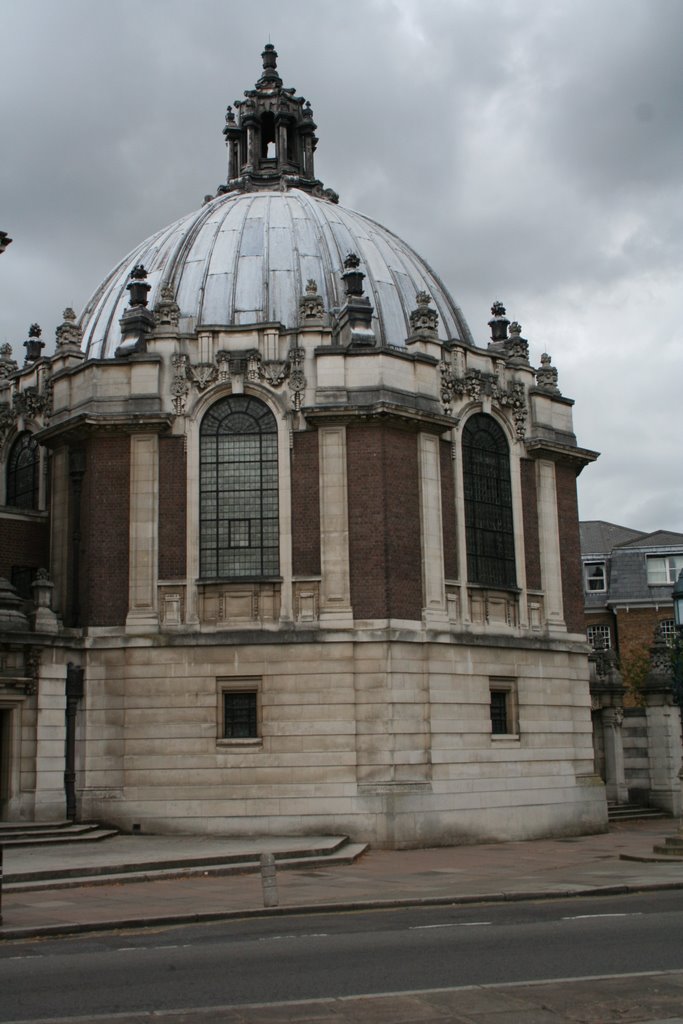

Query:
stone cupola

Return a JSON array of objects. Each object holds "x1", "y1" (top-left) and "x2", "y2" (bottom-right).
[{"x1": 220, "y1": 44, "x2": 338, "y2": 202}]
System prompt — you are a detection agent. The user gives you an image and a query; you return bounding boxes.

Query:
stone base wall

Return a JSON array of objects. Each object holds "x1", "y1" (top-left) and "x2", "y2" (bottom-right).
[{"x1": 62, "y1": 634, "x2": 607, "y2": 846}]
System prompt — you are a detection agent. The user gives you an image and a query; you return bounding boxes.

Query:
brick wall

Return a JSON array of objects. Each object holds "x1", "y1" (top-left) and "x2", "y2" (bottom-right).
[
  {"x1": 347, "y1": 422, "x2": 422, "y2": 620},
  {"x1": 158, "y1": 436, "x2": 187, "y2": 579},
  {"x1": 0, "y1": 514, "x2": 49, "y2": 585},
  {"x1": 555, "y1": 462, "x2": 584, "y2": 634},
  {"x1": 616, "y1": 606, "x2": 674, "y2": 664},
  {"x1": 291, "y1": 430, "x2": 321, "y2": 576},
  {"x1": 520, "y1": 459, "x2": 542, "y2": 590},
  {"x1": 440, "y1": 439, "x2": 458, "y2": 580},
  {"x1": 79, "y1": 435, "x2": 130, "y2": 626}
]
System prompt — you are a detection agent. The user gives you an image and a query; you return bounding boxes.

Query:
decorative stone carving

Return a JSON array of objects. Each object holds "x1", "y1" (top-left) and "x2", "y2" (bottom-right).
[
  {"x1": 24, "y1": 323, "x2": 45, "y2": 364},
  {"x1": 288, "y1": 346, "x2": 306, "y2": 410},
  {"x1": 439, "y1": 362, "x2": 528, "y2": 438},
  {"x1": 535, "y1": 353, "x2": 561, "y2": 394},
  {"x1": 55, "y1": 308, "x2": 83, "y2": 350},
  {"x1": 170, "y1": 354, "x2": 191, "y2": 415},
  {"x1": 488, "y1": 300, "x2": 510, "y2": 344},
  {"x1": 409, "y1": 291, "x2": 439, "y2": 338},
  {"x1": 0, "y1": 343, "x2": 18, "y2": 378},
  {"x1": 0, "y1": 577, "x2": 30, "y2": 632},
  {"x1": 188, "y1": 363, "x2": 218, "y2": 390},
  {"x1": 259, "y1": 360, "x2": 288, "y2": 387},
  {"x1": 154, "y1": 285, "x2": 181, "y2": 328},
  {"x1": 0, "y1": 404, "x2": 13, "y2": 448},
  {"x1": 32, "y1": 569, "x2": 59, "y2": 635},
  {"x1": 299, "y1": 279, "x2": 325, "y2": 325},
  {"x1": 169, "y1": 345, "x2": 307, "y2": 414},
  {"x1": 505, "y1": 322, "x2": 529, "y2": 364},
  {"x1": 13, "y1": 386, "x2": 49, "y2": 420},
  {"x1": 649, "y1": 624, "x2": 675, "y2": 679}
]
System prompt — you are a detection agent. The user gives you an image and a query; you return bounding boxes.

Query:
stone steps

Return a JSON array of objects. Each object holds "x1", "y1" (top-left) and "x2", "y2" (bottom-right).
[
  {"x1": 0, "y1": 821, "x2": 119, "y2": 847},
  {"x1": 0, "y1": 834, "x2": 368, "y2": 892},
  {"x1": 607, "y1": 803, "x2": 667, "y2": 822}
]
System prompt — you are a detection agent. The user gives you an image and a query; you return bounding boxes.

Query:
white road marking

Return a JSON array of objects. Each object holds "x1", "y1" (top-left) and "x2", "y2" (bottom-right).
[
  {"x1": 562, "y1": 913, "x2": 642, "y2": 921},
  {"x1": 410, "y1": 921, "x2": 491, "y2": 930}
]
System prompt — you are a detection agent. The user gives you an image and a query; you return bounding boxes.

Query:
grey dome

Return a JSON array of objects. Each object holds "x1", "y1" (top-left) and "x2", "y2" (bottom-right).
[{"x1": 80, "y1": 189, "x2": 473, "y2": 359}]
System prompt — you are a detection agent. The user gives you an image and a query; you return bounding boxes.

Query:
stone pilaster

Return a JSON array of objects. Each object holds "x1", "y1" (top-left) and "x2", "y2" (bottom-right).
[
  {"x1": 536, "y1": 459, "x2": 565, "y2": 630},
  {"x1": 418, "y1": 432, "x2": 448, "y2": 628},
  {"x1": 318, "y1": 426, "x2": 352, "y2": 627},
  {"x1": 126, "y1": 434, "x2": 159, "y2": 633}
]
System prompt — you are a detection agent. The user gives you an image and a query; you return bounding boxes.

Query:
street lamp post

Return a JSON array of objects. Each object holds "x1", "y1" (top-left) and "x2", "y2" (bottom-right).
[{"x1": 670, "y1": 568, "x2": 683, "y2": 847}]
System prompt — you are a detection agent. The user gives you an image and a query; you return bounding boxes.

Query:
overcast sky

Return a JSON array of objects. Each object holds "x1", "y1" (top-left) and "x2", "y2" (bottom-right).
[{"x1": 2, "y1": 0, "x2": 682, "y2": 533}]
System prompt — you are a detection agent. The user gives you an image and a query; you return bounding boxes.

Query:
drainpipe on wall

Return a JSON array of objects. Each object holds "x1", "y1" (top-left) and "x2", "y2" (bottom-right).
[{"x1": 65, "y1": 663, "x2": 84, "y2": 821}]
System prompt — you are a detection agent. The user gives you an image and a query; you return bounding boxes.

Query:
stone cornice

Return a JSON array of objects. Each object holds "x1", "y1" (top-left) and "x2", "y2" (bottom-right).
[
  {"x1": 524, "y1": 437, "x2": 599, "y2": 471},
  {"x1": 36, "y1": 413, "x2": 174, "y2": 446}
]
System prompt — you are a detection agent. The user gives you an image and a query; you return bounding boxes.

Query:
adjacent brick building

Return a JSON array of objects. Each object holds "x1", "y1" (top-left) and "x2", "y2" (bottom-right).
[{"x1": 581, "y1": 520, "x2": 683, "y2": 674}]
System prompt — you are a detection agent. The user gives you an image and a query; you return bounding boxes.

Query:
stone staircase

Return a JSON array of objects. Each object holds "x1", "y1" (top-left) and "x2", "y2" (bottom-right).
[
  {"x1": 0, "y1": 821, "x2": 119, "y2": 848},
  {"x1": 0, "y1": 829, "x2": 368, "y2": 892},
  {"x1": 607, "y1": 801, "x2": 668, "y2": 823}
]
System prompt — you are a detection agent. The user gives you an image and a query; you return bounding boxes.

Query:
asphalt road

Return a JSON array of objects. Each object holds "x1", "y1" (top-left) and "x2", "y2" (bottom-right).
[{"x1": 2, "y1": 890, "x2": 683, "y2": 1022}]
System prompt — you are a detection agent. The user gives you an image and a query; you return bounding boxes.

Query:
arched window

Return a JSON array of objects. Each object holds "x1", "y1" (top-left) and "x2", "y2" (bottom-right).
[
  {"x1": 6, "y1": 432, "x2": 40, "y2": 510},
  {"x1": 462, "y1": 414, "x2": 516, "y2": 588},
  {"x1": 199, "y1": 395, "x2": 279, "y2": 579}
]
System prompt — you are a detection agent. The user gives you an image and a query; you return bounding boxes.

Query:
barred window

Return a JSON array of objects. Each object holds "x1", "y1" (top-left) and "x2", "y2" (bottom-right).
[
  {"x1": 462, "y1": 414, "x2": 516, "y2": 588},
  {"x1": 200, "y1": 396, "x2": 279, "y2": 579},
  {"x1": 223, "y1": 690, "x2": 258, "y2": 739},
  {"x1": 7, "y1": 432, "x2": 40, "y2": 509},
  {"x1": 587, "y1": 624, "x2": 612, "y2": 650},
  {"x1": 490, "y1": 679, "x2": 518, "y2": 736}
]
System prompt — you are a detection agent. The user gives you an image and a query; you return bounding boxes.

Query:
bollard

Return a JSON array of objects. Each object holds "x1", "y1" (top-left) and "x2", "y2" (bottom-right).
[{"x1": 260, "y1": 851, "x2": 279, "y2": 908}]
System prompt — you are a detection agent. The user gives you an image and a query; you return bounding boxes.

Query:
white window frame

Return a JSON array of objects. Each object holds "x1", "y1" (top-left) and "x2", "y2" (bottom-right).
[
  {"x1": 659, "y1": 619, "x2": 677, "y2": 647},
  {"x1": 584, "y1": 561, "x2": 606, "y2": 593},
  {"x1": 587, "y1": 624, "x2": 612, "y2": 650},
  {"x1": 646, "y1": 555, "x2": 683, "y2": 586}
]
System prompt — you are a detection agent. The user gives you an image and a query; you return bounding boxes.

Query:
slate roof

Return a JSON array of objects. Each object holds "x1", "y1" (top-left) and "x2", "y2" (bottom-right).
[
  {"x1": 579, "y1": 520, "x2": 646, "y2": 556},
  {"x1": 580, "y1": 520, "x2": 683, "y2": 608}
]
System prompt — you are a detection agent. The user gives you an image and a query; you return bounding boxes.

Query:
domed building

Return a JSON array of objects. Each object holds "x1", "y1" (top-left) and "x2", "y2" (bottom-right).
[{"x1": 0, "y1": 47, "x2": 604, "y2": 845}]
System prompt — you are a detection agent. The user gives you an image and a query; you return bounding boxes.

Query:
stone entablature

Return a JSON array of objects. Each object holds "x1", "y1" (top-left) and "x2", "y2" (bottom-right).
[{"x1": 2, "y1": 301, "x2": 596, "y2": 643}]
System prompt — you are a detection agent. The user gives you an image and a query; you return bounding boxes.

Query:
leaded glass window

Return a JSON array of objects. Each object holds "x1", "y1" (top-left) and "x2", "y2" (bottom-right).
[
  {"x1": 6, "y1": 432, "x2": 40, "y2": 509},
  {"x1": 462, "y1": 414, "x2": 516, "y2": 588},
  {"x1": 200, "y1": 396, "x2": 279, "y2": 579}
]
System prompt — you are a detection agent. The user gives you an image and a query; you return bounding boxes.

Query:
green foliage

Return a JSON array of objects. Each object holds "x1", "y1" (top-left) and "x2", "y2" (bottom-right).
[{"x1": 618, "y1": 644, "x2": 651, "y2": 706}]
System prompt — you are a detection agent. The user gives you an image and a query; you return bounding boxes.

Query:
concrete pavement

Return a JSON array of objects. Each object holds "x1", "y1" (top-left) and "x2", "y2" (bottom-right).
[
  {"x1": 1, "y1": 818, "x2": 682, "y2": 940},
  {"x1": 2, "y1": 820, "x2": 683, "y2": 1023}
]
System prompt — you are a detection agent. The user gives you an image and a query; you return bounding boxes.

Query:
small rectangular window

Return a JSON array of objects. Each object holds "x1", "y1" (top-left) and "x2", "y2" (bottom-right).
[
  {"x1": 489, "y1": 679, "x2": 518, "y2": 737},
  {"x1": 217, "y1": 678, "x2": 261, "y2": 745},
  {"x1": 587, "y1": 624, "x2": 612, "y2": 650},
  {"x1": 584, "y1": 562, "x2": 606, "y2": 592},
  {"x1": 223, "y1": 691, "x2": 258, "y2": 738},
  {"x1": 659, "y1": 619, "x2": 677, "y2": 647}
]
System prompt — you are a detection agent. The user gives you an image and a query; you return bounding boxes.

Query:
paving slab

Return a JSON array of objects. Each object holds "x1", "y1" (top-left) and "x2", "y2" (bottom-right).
[{"x1": 0, "y1": 819, "x2": 681, "y2": 940}]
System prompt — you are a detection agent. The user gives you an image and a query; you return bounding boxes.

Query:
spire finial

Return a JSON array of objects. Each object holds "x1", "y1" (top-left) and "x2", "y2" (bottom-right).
[{"x1": 258, "y1": 43, "x2": 281, "y2": 87}]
